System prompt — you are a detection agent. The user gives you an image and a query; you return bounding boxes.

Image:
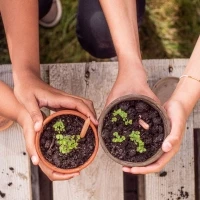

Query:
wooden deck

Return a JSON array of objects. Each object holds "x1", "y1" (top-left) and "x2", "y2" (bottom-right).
[{"x1": 0, "y1": 59, "x2": 199, "y2": 200}]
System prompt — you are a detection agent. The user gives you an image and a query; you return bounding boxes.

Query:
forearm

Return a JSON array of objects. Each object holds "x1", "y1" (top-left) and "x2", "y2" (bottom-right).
[
  {"x1": 99, "y1": 0, "x2": 142, "y2": 67},
  {"x1": 0, "y1": 0, "x2": 40, "y2": 83},
  {"x1": 170, "y1": 36, "x2": 200, "y2": 117},
  {"x1": 0, "y1": 81, "x2": 26, "y2": 123}
]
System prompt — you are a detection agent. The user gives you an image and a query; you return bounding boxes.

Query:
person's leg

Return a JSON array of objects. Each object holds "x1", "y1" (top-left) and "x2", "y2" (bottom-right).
[{"x1": 76, "y1": 0, "x2": 146, "y2": 59}]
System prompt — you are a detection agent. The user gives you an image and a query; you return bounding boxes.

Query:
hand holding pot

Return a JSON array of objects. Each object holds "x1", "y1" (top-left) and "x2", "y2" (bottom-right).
[
  {"x1": 106, "y1": 61, "x2": 159, "y2": 107},
  {"x1": 14, "y1": 72, "x2": 98, "y2": 132},
  {"x1": 122, "y1": 99, "x2": 186, "y2": 174},
  {"x1": 0, "y1": 81, "x2": 79, "y2": 181}
]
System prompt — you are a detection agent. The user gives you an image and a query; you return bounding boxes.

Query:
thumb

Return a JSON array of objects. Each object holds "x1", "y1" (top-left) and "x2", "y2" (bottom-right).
[
  {"x1": 24, "y1": 97, "x2": 43, "y2": 132},
  {"x1": 23, "y1": 126, "x2": 39, "y2": 165},
  {"x1": 162, "y1": 118, "x2": 184, "y2": 153}
]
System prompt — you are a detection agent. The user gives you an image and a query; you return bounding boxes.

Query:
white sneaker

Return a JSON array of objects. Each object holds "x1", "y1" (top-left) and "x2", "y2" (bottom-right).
[{"x1": 39, "y1": 0, "x2": 62, "y2": 28}]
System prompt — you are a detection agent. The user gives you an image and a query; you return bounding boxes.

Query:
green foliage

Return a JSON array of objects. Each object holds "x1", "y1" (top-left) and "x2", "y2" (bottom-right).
[
  {"x1": 56, "y1": 134, "x2": 81, "y2": 154},
  {"x1": 1, "y1": 1, "x2": 200, "y2": 64},
  {"x1": 53, "y1": 120, "x2": 65, "y2": 133},
  {"x1": 129, "y1": 131, "x2": 146, "y2": 153},
  {"x1": 111, "y1": 117, "x2": 117, "y2": 122},
  {"x1": 112, "y1": 132, "x2": 126, "y2": 143},
  {"x1": 112, "y1": 109, "x2": 132, "y2": 125}
]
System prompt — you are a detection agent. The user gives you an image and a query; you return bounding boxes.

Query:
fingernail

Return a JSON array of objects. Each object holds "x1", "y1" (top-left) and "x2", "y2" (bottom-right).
[
  {"x1": 163, "y1": 142, "x2": 172, "y2": 152},
  {"x1": 34, "y1": 121, "x2": 41, "y2": 132},
  {"x1": 95, "y1": 119, "x2": 98, "y2": 124},
  {"x1": 31, "y1": 156, "x2": 38, "y2": 165},
  {"x1": 122, "y1": 167, "x2": 130, "y2": 173}
]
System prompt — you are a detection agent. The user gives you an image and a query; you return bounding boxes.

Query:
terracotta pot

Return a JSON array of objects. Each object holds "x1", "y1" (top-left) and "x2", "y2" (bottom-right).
[
  {"x1": 98, "y1": 94, "x2": 171, "y2": 167},
  {"x1": 0, "y1": 116, "x2": 13, "y2": 132},
  {"x1": 36, "y1": 110, "x2": 99, "y2": 174}
]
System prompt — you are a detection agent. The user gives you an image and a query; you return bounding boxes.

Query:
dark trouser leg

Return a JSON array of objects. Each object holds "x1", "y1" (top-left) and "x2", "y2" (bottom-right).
[
  {"x1": 38, "y1": 0, "x2": 53, "y2": 19},
  {"x1": 76, "y1": 0, "x2": 146, "y2": 59}
]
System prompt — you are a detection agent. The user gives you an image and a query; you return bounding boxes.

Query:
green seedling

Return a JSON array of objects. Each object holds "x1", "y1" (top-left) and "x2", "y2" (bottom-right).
[
  {"x1": 129, "y1": 131, "x2": 146, "y2": 153},
  {"x1": 112, "y1": 132, "x2": 126, "y2": 143},
  {"x1": 112, "y1": 109, "x2": 132, "y2": 125},
  {"x1": 56, "y1": 134, "x2": 81, "y2": 154},
  {"x1": 53, "y1": 120, "x2": 65, "y2": 133}
]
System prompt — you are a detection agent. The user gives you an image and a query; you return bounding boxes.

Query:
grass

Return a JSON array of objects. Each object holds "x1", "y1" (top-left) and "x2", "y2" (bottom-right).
[{"x1": 0, "y1": 0, "x2": 200, "y2": 64}]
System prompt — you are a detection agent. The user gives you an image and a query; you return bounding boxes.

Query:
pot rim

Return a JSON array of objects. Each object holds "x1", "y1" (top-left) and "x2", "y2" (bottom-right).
[
  {"x1": 36, "y1": 110, "x2": 99, "y2": 174},
  {"x1": 98, "y1": 94, "x2": 171, "y2": 167}
]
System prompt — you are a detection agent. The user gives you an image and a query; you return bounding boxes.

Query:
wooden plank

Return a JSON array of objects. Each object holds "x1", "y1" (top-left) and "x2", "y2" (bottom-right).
[
  {"x1": 0, "y1": 65, "x2": 32, "y2": 200},
  {"x1": 143, "y1": 59, "x2": 195, "y2": 199},
  {"x1": 39, "y1": 65, "x2": 53, "y2": 200},
  {"x1": 50, "y1": 62, "x2": 123, "y2": 200},
  {"x1": 193, "y1": 101, "x2": 200, "y2": 129},
  {"x1": 194, "y1": 129, "x2": 200, "y2": 200}
]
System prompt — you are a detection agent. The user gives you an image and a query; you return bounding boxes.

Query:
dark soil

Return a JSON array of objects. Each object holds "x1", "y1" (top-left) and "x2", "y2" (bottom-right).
[
  {"x1": 0, "y1": 191, "x2": 5, "y2": 198},
  {"x1": 9, "y1": 167, "x2": 14, "y2": 173},
  {"x1": 168, "y1": 186, "x2": 189, "y2": 199},
  {"x1": 7, "y1": 182, "x2": 12, "y2": 187},
  {"x1": 159, "y1": 171, "x2": 167, "y2": 177},
  {"x1": 102, "y1": 100, "x2": 165, "y2": 163},
  {"x1": 40, "y1": 115, "x2": 95, "y2": 169}
]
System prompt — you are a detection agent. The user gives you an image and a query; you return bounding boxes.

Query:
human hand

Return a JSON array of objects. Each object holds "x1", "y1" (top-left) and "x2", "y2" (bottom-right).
[
  {"x1": 122, "y1": 99, "x2": 187, "y2": 174},
  {"x1": 106, "y1": 63, "x2": 159, "y2": 106},
  {"x1": 14, "y1": 72, "x2": 98, "y2": 132},
  {"x1": 17, "y1": 109, "x2": 80, "y2": 181}
]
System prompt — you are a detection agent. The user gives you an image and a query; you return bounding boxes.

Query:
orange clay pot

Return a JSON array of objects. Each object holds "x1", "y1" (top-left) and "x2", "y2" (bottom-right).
[
  {"x1": 0, "y1": 116, "x2": 13, "y2": 132},
  {"x1": 36, "y1": 110, "x2": 99, "y2": 174}
]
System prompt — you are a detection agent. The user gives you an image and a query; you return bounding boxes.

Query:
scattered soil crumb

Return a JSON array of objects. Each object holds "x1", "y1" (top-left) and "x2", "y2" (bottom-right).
[
  {"x1": 23, "y1": 152, "x2": 26, "y2": 156},
  {"x1": 0, "y1": 191, "x2": 5, "y2": 198},
  {"x1": 9, "y1": 167, "x2": 14, "y2": 173},
  {"x1": 17, "y1": 173, "x2": 27, "y2": 180},
  {"x1": 159, "y1": 171, "x2": 167, "y2": 177},
  {"x1": 168, "y1": 66, "x2": 173, "y2": 72},
  {"x1": 179, "y1": 186, "x2": 189, "y2": 199},
  {"x1": 167, "y1": 186, "x2": 189, "y2": 199},
  {"x1": 8, "y1": 182, "x2": 12, "y2": 186}
]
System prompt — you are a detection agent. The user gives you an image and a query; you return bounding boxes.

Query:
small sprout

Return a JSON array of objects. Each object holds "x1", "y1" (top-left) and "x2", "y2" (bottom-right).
[
  {"x1": 112, "y1": 109, "x2": 132, "y2": 125},
  {"x1": 125, "y1": 119, "x2": 132, "y2": 125},
  {"x1": 139, "y1": 119, "x2": 149, "y2": 130},
  {"x1": 53, "y1": 120, "x2": 65, "y2": 133},
  {"x1": 129, "y1": 131, "x2": 146, "y2": 153},
  {"x1": 56, "y1": 134, "x2": 64, "y2": 140},
  {"x1": 112, "y1": 132, "x2": 126, "y2": 143},
  {"x1": 111, "y1": 117, "x2": 117, "y2": 122},
  {"x1": 56, "y1": 134, "x2": 80, "y2": 154}
]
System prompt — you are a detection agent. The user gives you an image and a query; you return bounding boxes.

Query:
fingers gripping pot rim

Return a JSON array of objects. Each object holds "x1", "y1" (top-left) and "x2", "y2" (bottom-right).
[
  {"x1": 36, "y1": 110, "x2": 99, "y2": 174},
  {"x1": 98, "y1": 94, "x2": 171, "y2": 167}
]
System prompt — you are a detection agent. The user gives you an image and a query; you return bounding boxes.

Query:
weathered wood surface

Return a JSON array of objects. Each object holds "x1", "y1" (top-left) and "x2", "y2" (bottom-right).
[
  {"x1": 50, "y1": 59, "x2": 196, "y2": 200},
  {"x1": 50, "y1": 62, "x2": 123, "y2": 200},
  {"x1": 0, "y1": 60, "x2": 197, "y2": 200},
  {"x1": 143, "y1": 59, "x2": 195, "y2": 200},
  {"x1": 0, "y1": 65, "x2": 32, "y2": 200}
]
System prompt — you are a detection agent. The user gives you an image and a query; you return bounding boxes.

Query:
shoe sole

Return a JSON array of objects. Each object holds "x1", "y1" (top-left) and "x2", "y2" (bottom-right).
[{"x1": 39, "y1": 0, "x2": 62, "y2": 28}]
